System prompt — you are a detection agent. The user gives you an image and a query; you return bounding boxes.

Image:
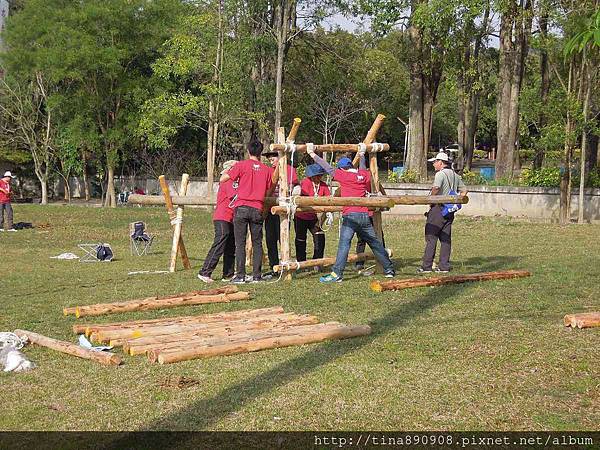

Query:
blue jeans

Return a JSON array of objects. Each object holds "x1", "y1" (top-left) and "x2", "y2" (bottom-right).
[{"x1": 332, "y1": 213, "x2": 394, "y2": 277}]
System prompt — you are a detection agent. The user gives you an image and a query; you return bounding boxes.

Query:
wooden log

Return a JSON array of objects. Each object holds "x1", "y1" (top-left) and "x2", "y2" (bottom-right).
[
  {"x1": 169, "y1": 173, "x2": 190, "y2": 272},
  {"x1": 73, "y1": 306, "x2": 284, "y2": 335},
  {"x1": 274, "y1": 250, "x2": 392, "y2": 273},
  {"x1": 14, "y1": 329, "x2": 122, "y2": 366},
  {"x1": 129, "y1": 194, "x2": 468, "y2": 207},
  {"x1": 370, "y1": 270, "x2": 531, "y2": 292},
  {"x1": 270, "y1": 206, "x2": 382, "y2": 215},
  {"x1": 150, "y1": 323, "x2": 372, "y2": 364},
  {"x1": 269, "y1": 143, "x2": 389, "y2": 154},
  {"x1": 63, "y1": 307, "x2": 77, "y2": 316},
  {"x1": 65, "y1": 287, "x2": 239, "y2": 318},
  {"x1": 105, "y1": 313, "x2": 315, "y2": 346},
  {"x1": 352, "y1": 114, "x2": 386, "y2": 167},
  {"x1": 123, "y1": 315, "x2": 320, "y2": 355},
  {"x1": 159, "y1": 175, "x2": 191, "y2": 270},
  {"x1": 563, "y1": 312, "x2": 600, "y2": 329},
  {"x1": 74, "y1": 291, "x2": 251, "y2": 318},
  {"x1": 293, "y1": 196, "x2": 394, "y2": 207},
  {"x1": 275, "y1": 127, "x2": 293, "y2": 281}
]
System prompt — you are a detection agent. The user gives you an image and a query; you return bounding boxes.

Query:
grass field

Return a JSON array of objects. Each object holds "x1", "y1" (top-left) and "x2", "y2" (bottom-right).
[{"x1": 0, "y1": 204, "x2": 598, "y2": 431}]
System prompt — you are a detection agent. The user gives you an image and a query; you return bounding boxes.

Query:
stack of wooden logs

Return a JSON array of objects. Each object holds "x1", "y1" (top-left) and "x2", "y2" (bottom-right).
[{"x1": 74, "y1": 307, "x2": 371, "y2": 364}]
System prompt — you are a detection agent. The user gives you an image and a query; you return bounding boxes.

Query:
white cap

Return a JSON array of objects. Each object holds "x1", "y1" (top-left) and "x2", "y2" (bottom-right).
[
  {"x1": 3, "y1": 171, "x2": 15, "y2": 178},
  {"x1": 428, "y1": 152, "x2": 449, "y2": 162}
]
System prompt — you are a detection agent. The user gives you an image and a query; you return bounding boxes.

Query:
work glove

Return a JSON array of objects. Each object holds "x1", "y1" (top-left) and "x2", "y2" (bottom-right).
[
  {"x1": 325, "y1": 212, "x2": 334, "y2": 227},
  {"x1": 306, "y1": 142, "x2": 316, "y2": 158}
]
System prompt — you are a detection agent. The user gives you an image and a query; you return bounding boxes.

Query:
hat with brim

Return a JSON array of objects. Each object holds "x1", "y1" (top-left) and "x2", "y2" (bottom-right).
[
  {"x1": 428, "y1": 152, "x2": 449, "y2": 162},
  {"x1": 305, "y1": 163, "x2": 326, "y2": 178},
  {"x1": 336, "y1": 157, "x2": 353, "y2": 169},
  {"x1": 2, "y1": 171, "x2": 15, "y2": 179},
  {"x1": 220, "y1": 160, "x2": 237, "y2": 174}
]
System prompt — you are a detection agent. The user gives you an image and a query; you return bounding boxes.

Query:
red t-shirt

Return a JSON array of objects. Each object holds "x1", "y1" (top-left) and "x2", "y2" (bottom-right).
[
  {"x1": 295, "y1": 178, "x2": 331, "y2": 221},
  {"x1": 333, "y1": 169, "x2": 371, "y2": 215},
  {"x1": 228, "y1": 159, "x2": 272, "y2": 210},
  {"x1": 213, "y1": 179, "x2": 237, "y2": 223},
  {"x1": 0, "y1": 179, "x2": 11, "y2": 204},
  {"x1": 271, "y1": 164, "x2": 299, "y2": 197}
]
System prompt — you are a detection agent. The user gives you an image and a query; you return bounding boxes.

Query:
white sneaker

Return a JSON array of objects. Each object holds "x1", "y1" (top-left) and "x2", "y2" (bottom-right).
[
  {"x1": 7, "y1": 229, "x2": 16, "y2": 232},
  {"x1": 197, "y1": 274, "x2": 214, "y2": 283},
  {"x1": 0, "y1": 228, "x2": 4, "y2": 232}
]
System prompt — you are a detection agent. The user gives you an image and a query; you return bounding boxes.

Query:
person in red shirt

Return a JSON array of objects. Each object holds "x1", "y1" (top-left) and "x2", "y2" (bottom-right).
[
  {"x1": 0, "y1": 171, "x2": 16, "y2": 232},
  {"x1": 220, "y1": 139, "x2": 273, "y2": 283},
  {"x1": 262, "y1": 151, "x2": 299, "y2": 279},
  {"x1": 307, "y1": 146, "x2": 394, "y2": 282},
  {"x1": 294, "y1": 163, "x2": 330, "y2": 265},
  {"x1": 198, "y1": 160, "x2": 238, "y2": 283}
]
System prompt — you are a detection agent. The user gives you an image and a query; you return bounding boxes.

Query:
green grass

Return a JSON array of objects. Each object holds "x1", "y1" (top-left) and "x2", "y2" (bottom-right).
[{"x1": 0, "y1": 204, "x2": 598, "y2": 431}]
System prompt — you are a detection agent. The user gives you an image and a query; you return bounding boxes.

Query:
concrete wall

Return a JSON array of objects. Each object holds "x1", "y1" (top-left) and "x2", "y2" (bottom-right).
[{"x1": 382, "y1": 183, "x2": 600, "y2": 223}]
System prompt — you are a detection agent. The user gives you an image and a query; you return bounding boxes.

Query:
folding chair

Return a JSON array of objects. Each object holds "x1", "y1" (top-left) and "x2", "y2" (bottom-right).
[
  {"x1": 78, "y1": 243, "x2": 114, "y2": 263},
  {"x1": 129, "y1": 222, "x2": 154, "y2": 256}
]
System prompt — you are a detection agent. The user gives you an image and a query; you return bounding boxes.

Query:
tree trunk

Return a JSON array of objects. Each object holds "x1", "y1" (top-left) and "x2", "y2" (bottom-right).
[
  {"x1": 82, "y1": 151, "x2": 90, "y2": 201},
  {"x1": 40, "y1": 178, "x2": 48, "y2": 205},
  {"x1": 560, "y1": 61, "x2": 574, "y2": 225},
  {"x1": 533, "y1": 7, "x2": 550, "y2": 169},
  {"x1": 578, "y1": 52, "x2": 592, "y2": 224},
  {"x1": 106, "y1": 163, "x2": 116, "y2": 208}
]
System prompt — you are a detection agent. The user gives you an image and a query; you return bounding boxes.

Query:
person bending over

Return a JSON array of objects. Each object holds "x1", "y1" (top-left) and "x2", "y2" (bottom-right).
[
  {"x1": 220, "y1": 140, "x2": 273, "y2": 283},
  {"x1": 307, "y1": 146, "x2": 394, "y2": 283}
]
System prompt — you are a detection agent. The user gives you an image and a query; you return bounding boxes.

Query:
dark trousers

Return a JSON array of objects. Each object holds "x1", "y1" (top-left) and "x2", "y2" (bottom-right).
[
  {"x1": 422, "y1": 205, "x2": 454, "y2": 271},
  {"x1": 265, "y1": 212, "x2": 280, "y2": 270},
  {"x1": 333, "y1": 213, "x2": 394, "y2": 277},
  {"x1": 200, "y1": 220, "x2": 235, "y2": 279},
  {"x1": 355, "y1": 216, "x2": 386, "y2": 268},
  {"x1": 294, "y1": 217, "x2": 325, "y2": 262},
  {"x1": 0, "y1": 202, "x2": 13, "y2": 229},
  {"x1": 233, "y1": 206, "x2": 264, "y2": 278}
]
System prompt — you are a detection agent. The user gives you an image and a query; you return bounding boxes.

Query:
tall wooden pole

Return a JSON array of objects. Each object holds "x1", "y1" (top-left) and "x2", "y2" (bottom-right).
[
  {"x1": 159, "y1": 175, "x2": 191, "y2": 270},
  {"x1": 169, "y1": 174, "x2": 190, "y2": 272},
  {"x1": 276, "y1": 126, "x2": 292, "y2": 281}
]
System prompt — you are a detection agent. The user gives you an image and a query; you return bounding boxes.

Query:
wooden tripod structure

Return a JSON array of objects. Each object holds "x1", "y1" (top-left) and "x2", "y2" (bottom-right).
[{"x1": 128, "y1": 114, "x2": 469, "y2": 278}]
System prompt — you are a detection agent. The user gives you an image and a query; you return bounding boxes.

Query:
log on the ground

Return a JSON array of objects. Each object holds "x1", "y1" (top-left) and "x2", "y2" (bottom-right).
[
  {"x1": 73, "y1": 306, "x2": 284, "y2": 335},
  {"x1": 370, "y1": 270, "x2": 531, "y2": 292},
  {"x1": 14, "y1": 329, "x2": 122, "y2": 366},
  {"x1": 73, "y1": 291, "x2": 250, "y2": 318},
  {"x1": 563, "y1": 312, "x2": 600, "y2": 329},
  {"x1": 149, "y1": 322, "x2": 372, "y2": 364},
  {"x1": 104, "y1": 313, "x2": 317, "y2": 346},
  {"x1": 65, "y1": 287, "x2": 239, "y2": 318},
  {"x1": 269, "y1": 143, "x2": 389, "y2": 154},
  {"x1": 273, "y1": 250, "x2": 392, "y2": 273}
]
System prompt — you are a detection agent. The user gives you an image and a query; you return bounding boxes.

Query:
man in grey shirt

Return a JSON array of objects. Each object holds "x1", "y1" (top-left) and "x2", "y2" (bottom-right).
[{"x1": 418, "y1": 152, "x2": 468, "y2": 273}]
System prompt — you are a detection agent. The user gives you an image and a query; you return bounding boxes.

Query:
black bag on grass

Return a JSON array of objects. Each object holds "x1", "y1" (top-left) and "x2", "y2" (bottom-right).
[{"x1": 95, "y1": 244, "x2": 113, "y2": 261}]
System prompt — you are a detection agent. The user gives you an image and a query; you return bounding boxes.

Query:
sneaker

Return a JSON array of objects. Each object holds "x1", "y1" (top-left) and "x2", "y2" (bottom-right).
[
  {"x1": 197, "y1": 274, "x2": 214, "y2": 283},
  {"x1": 384, "y1": 271, "x2": 395, "y2": 278},
  {"x1": 251, "y1": 276, "x2": 264, "y2": 283},
  {"x1": 319, "y1": 272, "x2": 342, "y2": 283},
  {"x1": 230, "y1": 276, "x2": 246, "y2": 284},
  {"x1": 262, "y1": 271, "x2": 276, "y2": 280},
  {"x1": 416, "y1": 268, "x2": 432, "y2": 274},
  {"x1": 0, "y1": 228, "x2": 3, "y2": 232},
  {"x1": 6, "y1": 229, "x2": 16, "y2": 232},
  {"x1": 221, "y1": 275, "x2": 235, "y2": 282},
  {"x1": 434, "y1": 268, "x2": 450, "y2": 273}
]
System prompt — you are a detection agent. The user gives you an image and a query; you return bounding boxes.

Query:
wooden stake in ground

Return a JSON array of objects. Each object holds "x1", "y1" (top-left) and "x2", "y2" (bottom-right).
[
  {"x1": 14, "y1": 329, "x2": 122, "y2": 366},
  {"x1": 150, "y1": 323, "x2": 371, "y2": 364},
  {"x1": 563, "y1": 312, "x2": 600, "y2": 329},
  {"x1": 159, "y1": 175, "x2": 191, "y2": 270},
  {"x1": 169, "y1": 173, "x2": 190, "y2": 272},
  {"x1": 70, "y1": 289, "x2": 250, "y2": 318},
  {"x1": 370, "y1": 270, "x2": 531, "y2": 292}
]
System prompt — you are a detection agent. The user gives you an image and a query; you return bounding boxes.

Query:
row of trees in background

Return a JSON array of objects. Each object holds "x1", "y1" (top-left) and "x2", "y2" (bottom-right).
[{"x1": 0, "y1": 0, "x2": 598, "y2": 223}]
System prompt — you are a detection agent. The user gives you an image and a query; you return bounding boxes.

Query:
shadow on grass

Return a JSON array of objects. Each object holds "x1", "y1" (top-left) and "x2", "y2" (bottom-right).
[{"x1": 121, "y1": 255, "x2": 521, "y2": 435}]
